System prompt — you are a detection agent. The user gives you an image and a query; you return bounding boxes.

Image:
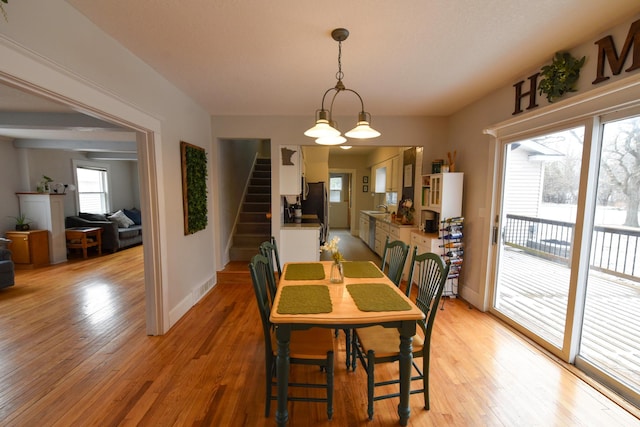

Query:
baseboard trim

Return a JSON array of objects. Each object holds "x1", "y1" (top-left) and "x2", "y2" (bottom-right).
[{"x1": 168, "y1": 275, "x2": 216, "y2": 328}]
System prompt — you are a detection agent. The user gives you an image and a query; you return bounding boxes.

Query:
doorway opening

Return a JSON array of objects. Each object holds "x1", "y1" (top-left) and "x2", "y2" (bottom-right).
[{"x1": 0, "y1": 74, "x2": 162, "y2": 335}]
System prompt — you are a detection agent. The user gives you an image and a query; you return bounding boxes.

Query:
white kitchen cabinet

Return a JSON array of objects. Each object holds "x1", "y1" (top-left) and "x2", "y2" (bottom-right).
[
  {"x1": 391, "y1": 156, "x2": 401, "y2": 192},
  {"x1": 17, "y1": 193, "x2": 67, "y2": 264},
  {"x1": 359, "y1": 213, "x2": 370, "y2": 242},
  {"x1": 410, "y1": 231, "x2": 442, "y2": 255},
  {"x1": 374, "y1": 219, "x2": 389, "y2": 256},
  {"x1": 279, "y1": 145, "x2": 302, "y2": 195},
  {"x1": 422, "y1": 172, "x2": 463, "y2": 221},
  {"x1": 372, "y1": 157, "x2": 399, "y2": 193},
  {"x1": 410, "y1": 230, "x2": 443, "y2": 285},
  {"x1": 373, "y1": 162, "x2": 387, "y2": 193},
  {"x1": 389, "y1": 222, "x2": 418, "y2": 279}
]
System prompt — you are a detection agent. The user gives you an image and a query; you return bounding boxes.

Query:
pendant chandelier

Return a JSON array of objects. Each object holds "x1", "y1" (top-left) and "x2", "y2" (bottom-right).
[{"x1": 304, "y1": 28, "x2": 381, "y2": 145}]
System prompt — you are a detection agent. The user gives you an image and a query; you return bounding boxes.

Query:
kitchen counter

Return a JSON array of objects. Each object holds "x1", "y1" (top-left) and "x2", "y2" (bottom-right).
[
  {"x1": 410, "y1": 230, "x2": 440, "y2": 239},
  {"x1": 282, "y1": 213, "x2": 321, "y2": 229},
  {"x1": 360, "y1": 210, "x2": 417, "y2": 227}
]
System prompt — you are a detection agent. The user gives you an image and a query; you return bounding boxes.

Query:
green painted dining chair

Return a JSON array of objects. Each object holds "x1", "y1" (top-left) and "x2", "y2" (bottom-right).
[
  {"x1": 380, "y1": 236, "x2": 410, "y2": 288},
  {"x1": 249, "y1": 254, "x2": 335, "y2": 419},
  {"x1": 352, "y1": 249, "x2": 449, "y2": 420},
  {"x1": 259, "y1": 237, "x2": 281, "y2": 302}
]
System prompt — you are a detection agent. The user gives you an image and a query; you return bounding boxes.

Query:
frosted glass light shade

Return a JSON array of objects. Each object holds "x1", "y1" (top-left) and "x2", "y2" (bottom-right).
[
  {"x1": 304, "y1": 119, "x2": 341, "y2": 138},
  {"x1": 345, "y1": 121, "x2": 381, "y2": 139},
  {"x1": 340, "y1": 145, "x2": 352, "y2": 149},
  {"x1": 315, "y1": 134, "x2": 347, "y2": 145}
]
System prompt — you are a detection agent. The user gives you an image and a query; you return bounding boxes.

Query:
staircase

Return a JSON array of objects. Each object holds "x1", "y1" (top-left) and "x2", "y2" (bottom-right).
[{"x1": 228, "y1": 158, "x2": 271, "y2": 262}]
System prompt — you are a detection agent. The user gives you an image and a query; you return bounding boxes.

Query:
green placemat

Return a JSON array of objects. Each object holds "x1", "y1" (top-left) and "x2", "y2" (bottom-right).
[
  {"x1": 342, "y1": 261, "x2": 384, "y2": 278},
  {"x1": 346, "y1": 283, "x2": 411, "y2": 312},
  {"x1": 277, "y1": 285, "x2": 332, "y2": 314},
  {"x1": 284, "y1": 263, "x2": 325, "y2": 280}
]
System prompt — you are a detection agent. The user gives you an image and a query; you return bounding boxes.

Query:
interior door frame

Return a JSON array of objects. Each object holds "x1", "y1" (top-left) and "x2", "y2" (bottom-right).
[
  {"x1": 329, "y1": 168, "x2": 357, "y2": 233},
  {"x1": 0, "y1": 39, "x2": 166, "y2": 334}
]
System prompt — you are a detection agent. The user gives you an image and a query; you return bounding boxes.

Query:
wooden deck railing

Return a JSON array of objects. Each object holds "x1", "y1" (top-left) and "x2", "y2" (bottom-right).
[{"x1": 503, "y1": 214, "x2": 640, "y2": 281}]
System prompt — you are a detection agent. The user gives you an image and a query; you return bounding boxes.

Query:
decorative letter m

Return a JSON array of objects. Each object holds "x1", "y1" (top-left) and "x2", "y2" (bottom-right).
[{"x1": 593, "y1": 19, "x2": 640, "y2": 84}]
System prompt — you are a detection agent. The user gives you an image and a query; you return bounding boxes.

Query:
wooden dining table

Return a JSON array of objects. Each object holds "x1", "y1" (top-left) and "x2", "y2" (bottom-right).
[{"x1": 270, "y1": 260, "x2": 425, "y2": 426}]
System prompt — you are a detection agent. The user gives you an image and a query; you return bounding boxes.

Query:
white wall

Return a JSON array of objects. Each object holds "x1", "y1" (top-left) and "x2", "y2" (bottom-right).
[
  {"x1": 0, "y1": 1, "x2": 214, "y2": 332},
  {"x1": 0, "y1": 138, "x2": 22, "y2": 231}
]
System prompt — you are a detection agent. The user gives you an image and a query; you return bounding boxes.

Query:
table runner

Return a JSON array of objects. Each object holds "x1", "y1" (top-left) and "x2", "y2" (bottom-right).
[
  {"x1": 277, "y1": 285, "x2": 332, "y2": 314},
  {"x1": 342, "y1": 261, "x2": 384, "y2": 278},
  {"x1": 284, "y1": 263, "x2": 326, "y2": 280},
  {"x1": 346, "y1": 283, "x2": 411, "y2": 312}
]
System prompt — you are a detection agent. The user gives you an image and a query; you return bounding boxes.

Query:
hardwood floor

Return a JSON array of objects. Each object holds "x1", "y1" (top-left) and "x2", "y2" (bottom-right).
[{"x1": 0, "y1": 245, "x2": 638, "y2": 426}]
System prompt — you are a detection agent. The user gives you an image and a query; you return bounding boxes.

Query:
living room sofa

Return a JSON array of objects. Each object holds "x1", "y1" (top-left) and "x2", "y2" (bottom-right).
[
  {"x1": 0, "y1": 238, "x2": 14, "y2": 289},
  {"x1": 65, "y1": 209, "x2": 142, "y2": 253}
]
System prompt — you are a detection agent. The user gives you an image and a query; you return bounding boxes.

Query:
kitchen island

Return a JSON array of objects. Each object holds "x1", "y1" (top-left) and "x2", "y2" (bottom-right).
[{"x1": 280, "y1": 222, "x2": 321, "y2": 264}]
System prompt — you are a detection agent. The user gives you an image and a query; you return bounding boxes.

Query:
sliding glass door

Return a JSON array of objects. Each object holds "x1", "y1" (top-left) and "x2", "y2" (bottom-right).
[
  {"x1": 493, "y1": 126, "x2": 585, "y2": 348},
  {"x1": 491, "y1": 111, "x2": 640, "y2": 407},
  {"x1": 578, "y1": 114, "x2": 640, "y2": 398}
]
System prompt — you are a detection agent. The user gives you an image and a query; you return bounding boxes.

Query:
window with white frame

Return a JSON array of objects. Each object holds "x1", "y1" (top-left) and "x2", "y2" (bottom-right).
[
  {"x1": 329, "y1": 176, "x2": 342, "y2": 203},
  {"x1": 75, "y1": 163, "x2": 110, "y2": 213}
]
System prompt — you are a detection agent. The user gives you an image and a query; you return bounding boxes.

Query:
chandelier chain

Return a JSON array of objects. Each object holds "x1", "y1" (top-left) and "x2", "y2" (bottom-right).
[{"x1": 335, "y1": 40, "x2": 344, "y2": 82}]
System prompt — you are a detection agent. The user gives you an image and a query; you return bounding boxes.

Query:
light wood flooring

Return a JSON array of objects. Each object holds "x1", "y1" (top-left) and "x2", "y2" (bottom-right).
[{"x1": 0, "y1": 245, "x2": 639, "y2": 426}]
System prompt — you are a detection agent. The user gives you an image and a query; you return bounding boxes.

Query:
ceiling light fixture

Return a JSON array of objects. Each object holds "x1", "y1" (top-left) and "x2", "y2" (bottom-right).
[{"x1": 304, "y1": 28, "x2": 381, "y2": 145}]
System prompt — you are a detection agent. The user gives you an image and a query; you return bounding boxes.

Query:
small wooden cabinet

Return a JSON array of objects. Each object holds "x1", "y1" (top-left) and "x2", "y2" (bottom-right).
[
  {"x1": 17, "y1": 193, "x2": 67, "y2": 264},
  {"x1": 5, "y1": 230, "x2": 50, "y2": 268}
]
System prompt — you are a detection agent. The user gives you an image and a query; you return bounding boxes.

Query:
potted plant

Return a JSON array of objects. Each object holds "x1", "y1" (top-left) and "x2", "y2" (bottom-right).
[{"x1": 9, "y1": 214, "x2": 31, "y2": 231}]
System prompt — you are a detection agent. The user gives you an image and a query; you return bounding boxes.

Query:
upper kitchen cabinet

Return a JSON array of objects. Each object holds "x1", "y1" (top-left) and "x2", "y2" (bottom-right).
[
  {"x1": 279, "y1": 145, "x2": 304, "y2": 195},
  {"x1": 421, "y1": 172, "x2": 463, "y2": 220},
  {"x1": 372, "y1": 155, "x2": 400, "y2": 193},
  {"x1": 391, "y1": 156, "x2": 401, "y2": 192},
  {"x1": 373, "y1": 161, "x2": 387, "y2": 193}
]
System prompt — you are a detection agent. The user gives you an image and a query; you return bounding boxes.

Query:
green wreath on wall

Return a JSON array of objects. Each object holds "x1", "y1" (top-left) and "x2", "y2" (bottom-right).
[
  {"x1": 0, "y1": 0, "x2": 8, "y2": 22},
  {"x1": 538, "y1": 52, "x2": 586, "y2": 103},
  {"x1": 180, "y1": 141, "x2": 208, "y2": 235}
]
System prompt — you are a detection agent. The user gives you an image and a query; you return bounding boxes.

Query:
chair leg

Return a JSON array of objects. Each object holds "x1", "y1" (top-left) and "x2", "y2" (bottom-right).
[
  {"x1": 367, "y1": 350, "x2": 375, "y2": 420},
  {"x1": 351, "y1": 332, "x2": 358, "y2": 371},
  {"x1": 327, "y1": 351, "x2": 334, "y2": 420},
  {"x1": 344, "y1": 329, "x2": 351, "y2": 369},
  {"x1": 424, "y1": 351, "x2": 430, "y2": 410},
  {"x1": 265, "y1": 357, "x2": 273, "y2": 417}
]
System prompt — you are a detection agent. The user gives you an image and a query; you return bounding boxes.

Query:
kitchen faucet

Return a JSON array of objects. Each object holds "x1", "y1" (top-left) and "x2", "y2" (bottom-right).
[{"x1": 376, "y1": 204, "x2": 388, "y2": 213}]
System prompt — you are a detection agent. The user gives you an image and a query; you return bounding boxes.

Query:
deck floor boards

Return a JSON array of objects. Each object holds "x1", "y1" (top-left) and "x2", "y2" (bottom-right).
[{"x1": 496, "y1": 247, "x2": 640, "y2": 393}]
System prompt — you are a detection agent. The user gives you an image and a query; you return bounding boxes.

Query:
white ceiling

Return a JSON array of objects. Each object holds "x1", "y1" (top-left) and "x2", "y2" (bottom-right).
[
  {"x1": 66, "y1": 0, "x2": 640, "y2": 117},
  {"x1": 1, "y1": 0, "x2": 640, "y2": 152}
]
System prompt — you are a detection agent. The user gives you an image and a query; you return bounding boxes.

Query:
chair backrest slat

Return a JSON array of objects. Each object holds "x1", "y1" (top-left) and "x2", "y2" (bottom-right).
[
  {"x1": 380, "y1": 236, "x2": 410, "y2": 287},
  {"x1": 259, "y1": 238, "x2": 281, "y2": 302},
  {"x1": 249, "y1": 254, "x2": 275, "y2": 355},
  {"x1": 406, "y1": 251, "x2": 450, "y2": 338}
]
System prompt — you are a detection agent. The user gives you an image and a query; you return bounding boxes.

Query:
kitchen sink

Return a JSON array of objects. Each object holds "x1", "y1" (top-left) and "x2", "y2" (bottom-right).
[{"x1": 362, "y1": 210, "x2": 391, "y2": 221}]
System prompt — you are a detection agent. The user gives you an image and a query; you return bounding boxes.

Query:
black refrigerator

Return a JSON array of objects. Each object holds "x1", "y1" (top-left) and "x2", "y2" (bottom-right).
[{"x1": 301, "y1": 181, "x2": 328, "y2": 245}]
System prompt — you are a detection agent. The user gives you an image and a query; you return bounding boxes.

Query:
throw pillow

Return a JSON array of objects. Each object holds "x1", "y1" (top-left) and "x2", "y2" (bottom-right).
[
  {"x1": 108, "y1": 210, "x2": 135, "y2": 228},
  {"x1": 123, "y1": 208, "x2": 142, "y2": 225}
]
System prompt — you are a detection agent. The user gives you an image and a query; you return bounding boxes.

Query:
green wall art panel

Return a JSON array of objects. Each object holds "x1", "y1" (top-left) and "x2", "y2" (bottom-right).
[{"x1": 180, "y1": 141, "x2": 208, "y2": 235}]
